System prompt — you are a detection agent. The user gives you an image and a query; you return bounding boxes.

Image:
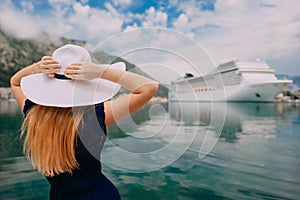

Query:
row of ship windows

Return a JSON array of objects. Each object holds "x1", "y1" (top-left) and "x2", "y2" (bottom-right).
[
  {"x1": 176, "y1": 87, "x2": 215, "y2": 93},
  {"x1": 193, "y1": 87, "x2": 214, "y2": 92}
]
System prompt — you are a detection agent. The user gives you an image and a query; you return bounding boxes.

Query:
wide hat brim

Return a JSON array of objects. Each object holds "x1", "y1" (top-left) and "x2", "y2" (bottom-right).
[{"x1": 21, "y1": 62, "x2": 126, "y2": 107}]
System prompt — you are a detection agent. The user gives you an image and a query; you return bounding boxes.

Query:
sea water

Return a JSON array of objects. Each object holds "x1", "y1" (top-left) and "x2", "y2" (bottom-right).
[{"x1": 0, "y1": 100, "x2": 299, "y2": 200}]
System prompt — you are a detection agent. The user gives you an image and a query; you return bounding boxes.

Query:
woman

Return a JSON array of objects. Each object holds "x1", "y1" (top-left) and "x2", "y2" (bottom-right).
[{"x1": 10, "y1": 44, "x2": 159, "y2": 199}]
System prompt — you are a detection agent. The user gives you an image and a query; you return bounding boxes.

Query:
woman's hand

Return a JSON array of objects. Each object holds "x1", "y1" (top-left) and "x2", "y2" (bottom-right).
[
  {"x1": 40, "y1": 56, "x2": 61, "y2": 77},
  {"x1": 64, "y1": 62, "x2": 106, "y2": 80},
  {"x1": 10, "y1": 56, "x2": 60, "y2": 108}
]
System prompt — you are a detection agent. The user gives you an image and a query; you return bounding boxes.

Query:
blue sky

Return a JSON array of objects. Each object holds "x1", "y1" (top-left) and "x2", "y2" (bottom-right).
[{"x1": 0, "y1": 0, "x2": 299, "y2": 80}]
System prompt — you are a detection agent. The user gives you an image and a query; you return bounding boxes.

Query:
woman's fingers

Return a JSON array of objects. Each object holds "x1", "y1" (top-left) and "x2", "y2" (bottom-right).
[
  {"x1": 65, "y1": 63, "x2": 82, "y2": 70},
  {"x1": 65, "y1": 65, "x2": 81, "y2": 70},
  {"x1": 42, "y1": 61, "x2": 60, "y2": 67},
  {"x1": 41, "y1": 62, "x2": 60, "y2": 69},
  {"x1": 41, "y1": 56, "x2": 60, "y2": 68},
  {"x1": 64, "y1": 63, "x2": 82, "y2": 78},
  {"x1": 41, "y1": 56, "x2": 58, "y2": 65},
  {"x1": 41, "y1": 56, "x2": 52, "y2": 61},
  {"x1": 65, "y1": 74, "x2": 79, "y2": 79},
  {"x1": 64, "y1": 70, "x2": 79, "y2": 76},
  {"x1": 39, "y1": 56, "x2": 61, "y2": 77}
]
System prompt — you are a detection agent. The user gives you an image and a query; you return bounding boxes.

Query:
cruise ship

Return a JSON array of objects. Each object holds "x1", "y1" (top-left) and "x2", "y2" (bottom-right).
[{"x1": 169, "y1": 60, "x2": 293, "y2": 102}]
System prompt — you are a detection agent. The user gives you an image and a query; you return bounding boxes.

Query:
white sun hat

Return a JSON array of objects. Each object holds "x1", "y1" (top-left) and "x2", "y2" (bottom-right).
[{"x1": 21, "y1": 44, "x2": 126, "y2": 107}]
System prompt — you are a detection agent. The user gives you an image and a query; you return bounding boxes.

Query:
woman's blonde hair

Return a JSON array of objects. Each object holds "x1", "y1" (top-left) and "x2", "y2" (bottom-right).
[{"x1": 21, "y1": 105, "x2": 84, "y2": 177}]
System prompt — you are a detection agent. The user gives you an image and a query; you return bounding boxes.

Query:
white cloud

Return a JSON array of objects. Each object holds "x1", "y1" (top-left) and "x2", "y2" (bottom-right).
[
  {"x1": 40, "y1": 1, "x2": 124, "y2": 43},
  {"x1": 115, "y1": 0, "x2": 300, "y2": 79},
  {"x1": 86, "y1": 9, "x2": 123, "y2": 40},
  {"x1": 20, "y1": 0, "x2": 34, "y2": 12},
  {"x1": 172, "y1": 13, "x2": 195, "y2": 38},
  {"x1": 124, "y1": 23, "x2": 139, "y2": 31},
  {"x1": 0, "y1": 0, "x2": 41, "y2": 39},
  {"x1": 142, "y1": 7, "x2": 168, "y2": 27},
  {"x1": 171, "y1": 0, "x2": 300, "y2": 74},
  {"x1": 73, "y1": 2, "x2": 90, "y2": 16},
  {"x1": 93, "y1": 28, "x2": 215, "y2": 83},
  {"x1": 104, "y1": 2, "x2": 129, "y2": 22},
  {"x1": 48, "y1": 0, "x2": 74, "y2": 4},
  {"x1": 212, "y1": 0, "x2": 299, "y2": 60},
  {"x1": 0, "y1": 0, "x2": 125, "y2": 43},
  {"x1": 173, "y1": 13, "x2": 188, "y2": 30},
  {"x1": 112, "y1": 0, "x2": 131, "y2": 7}
]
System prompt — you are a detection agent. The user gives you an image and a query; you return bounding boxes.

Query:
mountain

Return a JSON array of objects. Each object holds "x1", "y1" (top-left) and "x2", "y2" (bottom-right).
[
  {"x1": 0, "y1": 29, "x2": 168, "y2": 98},
  {"x1": 0, "y1": 29, "x2": 87, "y2": 87},
  {"x1": 276, "y1": 74, "x2": 300, "y2": 90}
]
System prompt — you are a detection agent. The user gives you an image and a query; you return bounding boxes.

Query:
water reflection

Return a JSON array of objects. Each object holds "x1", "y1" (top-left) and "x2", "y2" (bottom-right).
[
  {"x1": 102, "y1": 102, "x2": 298, "y2": 172},
  {"x1": 168, "y1": 102, "x2": 289, "y2": 143},
  {"x1": 103, "y1": 102, "x2": 300, "y2": 199},
  {"x1": 0, "y1": 100, "x2": 20, "y2": 115},
  {"x1": 0, "y1": 100, "x2": 23, "y2": 159}
]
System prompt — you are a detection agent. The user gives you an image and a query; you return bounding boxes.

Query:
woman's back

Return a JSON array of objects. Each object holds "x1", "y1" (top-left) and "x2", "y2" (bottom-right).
[{"x1": 23, "y1": 99, "x2": 121, "y2": 199}]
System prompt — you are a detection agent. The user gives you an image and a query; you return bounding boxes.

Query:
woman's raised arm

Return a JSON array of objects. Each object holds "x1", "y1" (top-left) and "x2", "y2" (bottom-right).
[
  {"x1": 101, "y1": 67, "x2": 159, "y2": 127},
  {"x1": 10, "y1": 62, "x2": 40, "y2": 108},
  {"x1": 64, "y1": 62, "x2": 159, "y2": 127},
  {"x1": 10, "y1": 57, "x2": 60, "y2": 108}
]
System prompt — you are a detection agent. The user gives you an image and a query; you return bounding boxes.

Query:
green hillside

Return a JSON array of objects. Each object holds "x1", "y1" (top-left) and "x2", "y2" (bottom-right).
[
  {"x1": 0, "y1": 30, "x2": 86, "y2": 87},
  {"x1": 0, "y1": 29, "x2": 168, "y2": 98}
]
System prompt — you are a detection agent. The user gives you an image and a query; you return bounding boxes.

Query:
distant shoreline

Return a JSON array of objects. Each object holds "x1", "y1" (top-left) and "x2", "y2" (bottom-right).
[
  {"x1": 0, "y1": 87, "x2": 14, "y2": 100},
  {"x1": 1, "y1": 86, "x2": 299, "y2": 103}
]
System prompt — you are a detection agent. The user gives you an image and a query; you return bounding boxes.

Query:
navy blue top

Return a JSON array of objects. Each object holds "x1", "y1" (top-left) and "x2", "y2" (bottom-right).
[{"x1": 23, "y1": 99, "x2": 121, "y2": 200}]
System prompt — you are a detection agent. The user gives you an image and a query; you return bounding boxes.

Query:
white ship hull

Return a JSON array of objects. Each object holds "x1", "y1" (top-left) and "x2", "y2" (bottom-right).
[
  {"x1": 170, "y1": 81, "x2": 292, "y2": 102},
  {"x1": 169, "y1": 59, "x2": 293, "y2": 102}
]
